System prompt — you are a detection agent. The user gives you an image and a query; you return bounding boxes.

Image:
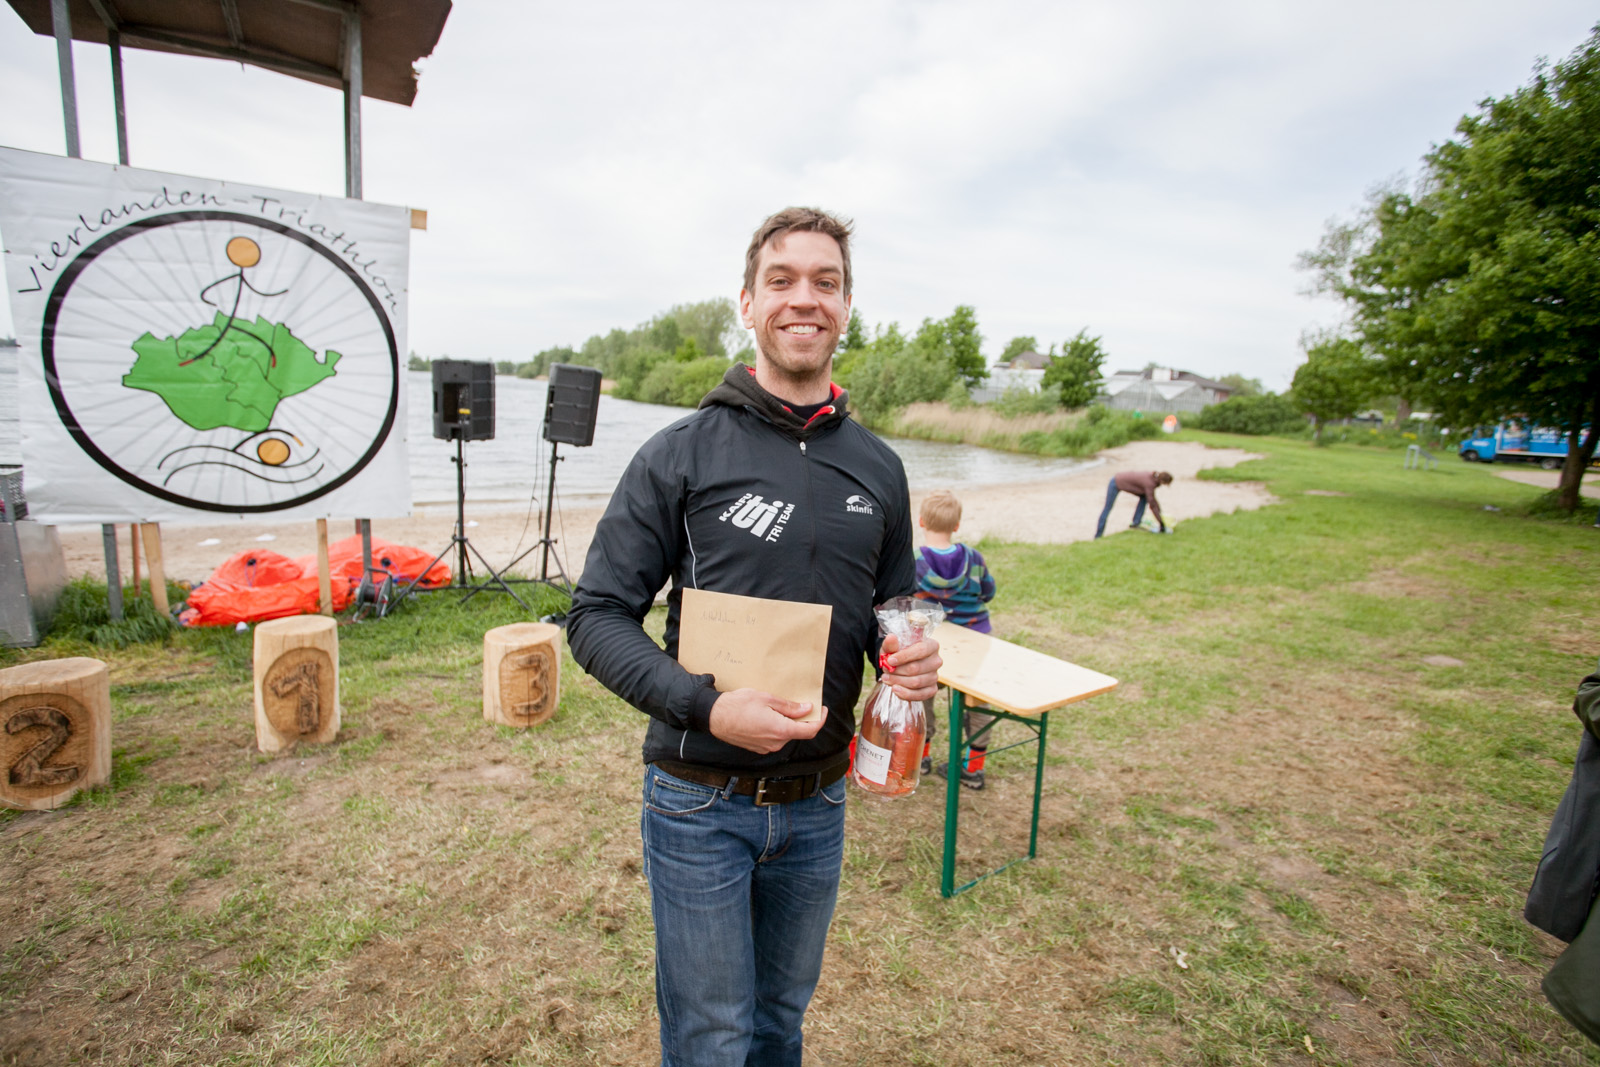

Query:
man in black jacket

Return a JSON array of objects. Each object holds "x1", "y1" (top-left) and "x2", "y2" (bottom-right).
[{"x1": 566, "y1": 207, "x2": 940, "y2": 1067}]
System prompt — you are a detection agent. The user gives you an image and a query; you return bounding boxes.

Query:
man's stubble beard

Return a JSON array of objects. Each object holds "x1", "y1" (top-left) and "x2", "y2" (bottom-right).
[{"x1": 753, "y1": 324, "x2": 838, "y2": 396}]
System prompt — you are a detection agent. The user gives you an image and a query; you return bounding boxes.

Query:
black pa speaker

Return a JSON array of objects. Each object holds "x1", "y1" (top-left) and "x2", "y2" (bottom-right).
[
  {"x1": 432, "y1": 360, "x2": 496, "y2": 442},
  {"x1": 544, "y1": 363, "x2": 603, "y2": 447}
]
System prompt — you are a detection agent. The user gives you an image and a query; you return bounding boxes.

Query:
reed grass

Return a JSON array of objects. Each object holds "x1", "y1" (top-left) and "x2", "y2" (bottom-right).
[{"x1": 885, "y1": 400, "x2": 1161, "y2": 457}]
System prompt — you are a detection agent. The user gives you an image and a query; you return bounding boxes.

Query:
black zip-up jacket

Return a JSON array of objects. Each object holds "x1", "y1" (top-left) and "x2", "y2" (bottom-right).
[
  {"x1": 1526, "y1": 664, "x2": 1600, "y2": 942},
  {"x1": 566, "y1": 364, "x2": 916, "y2": 773}
]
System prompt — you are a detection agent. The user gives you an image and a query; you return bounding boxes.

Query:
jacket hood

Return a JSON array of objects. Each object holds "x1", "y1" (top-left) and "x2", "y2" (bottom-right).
[
  {"x1": 699, "y1": 363, "x2": 849, "y2": 440},
  {"x1": 919, "y1": 544, "x2": 973, "y2": 586}
]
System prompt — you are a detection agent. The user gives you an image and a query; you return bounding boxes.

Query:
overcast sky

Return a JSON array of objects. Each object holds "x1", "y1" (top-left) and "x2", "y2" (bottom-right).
[{"x1": 1, "y1": 1, "x2": 1595, "y2": 389}]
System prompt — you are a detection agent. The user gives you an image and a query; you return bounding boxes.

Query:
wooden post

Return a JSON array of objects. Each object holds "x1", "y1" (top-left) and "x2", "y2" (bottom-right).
[
  {"x1": 100, "y1": 524, "x2": 122, "y2": 622},
  {"x1": 316, "y1": 518, "x2": 333, "y2": 616},
  {"x1": 253, "y1": 616, "x2": 339, "y2": 753},
  {"x1": 0, "y1": 657, "x2": 112, "y2": 811},
  {"x1": 140, "y1": 523, "x2": 168, "y2": 616},
  {"x1": 483, "y1": 623, "x2": 562, "y2": 727},
  {"x1": 129, "y1": 522, "x2": 141, "y2": 597}
]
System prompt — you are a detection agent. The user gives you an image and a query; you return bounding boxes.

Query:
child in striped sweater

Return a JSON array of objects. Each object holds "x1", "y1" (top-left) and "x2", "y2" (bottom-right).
[{"x1": 914, "y1": 490, "x2": 997, "y2": 789}]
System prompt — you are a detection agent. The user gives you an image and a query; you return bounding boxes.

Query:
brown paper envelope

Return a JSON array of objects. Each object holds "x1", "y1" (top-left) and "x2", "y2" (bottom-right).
[{"x1": 677, "y1": 588, "x2": 833, "y2": 725}]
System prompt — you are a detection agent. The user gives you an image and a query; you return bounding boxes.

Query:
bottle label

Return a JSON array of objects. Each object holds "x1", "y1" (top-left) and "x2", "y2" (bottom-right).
[{"x1": 855, "y1": 735, "x2": 891, "y2": 784}]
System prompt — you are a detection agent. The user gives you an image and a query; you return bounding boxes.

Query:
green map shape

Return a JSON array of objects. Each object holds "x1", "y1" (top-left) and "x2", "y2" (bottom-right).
[{"x1": 122, "y1": 312, "x2": 341, "y2": 433}]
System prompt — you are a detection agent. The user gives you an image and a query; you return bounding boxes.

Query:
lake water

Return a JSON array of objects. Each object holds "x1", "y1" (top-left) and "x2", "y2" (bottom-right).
[{"x1": 0, "y1": 356, "x2": 1095, "y2": 510}]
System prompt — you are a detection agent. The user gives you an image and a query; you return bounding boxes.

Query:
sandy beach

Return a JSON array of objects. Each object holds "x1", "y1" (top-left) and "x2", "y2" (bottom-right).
[{"x1": 56, "y1": 440, "x2": 1273, "y2": 585}]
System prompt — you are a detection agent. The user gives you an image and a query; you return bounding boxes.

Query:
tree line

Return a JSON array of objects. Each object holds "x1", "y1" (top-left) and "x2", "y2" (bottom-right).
[{"x1": 409, "y1": 302, "x2": 1142, "y2": 423}]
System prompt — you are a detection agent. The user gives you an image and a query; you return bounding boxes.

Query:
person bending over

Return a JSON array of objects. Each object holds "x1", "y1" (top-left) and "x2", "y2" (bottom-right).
[{"x1": 1094, "y1": 470, "x2": 1173, "y2": 538}]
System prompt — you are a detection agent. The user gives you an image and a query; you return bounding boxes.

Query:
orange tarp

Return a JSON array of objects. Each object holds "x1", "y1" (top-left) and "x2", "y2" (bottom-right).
[{"x1": 181, "y1": 536, "x2": 450, "y2": 626}]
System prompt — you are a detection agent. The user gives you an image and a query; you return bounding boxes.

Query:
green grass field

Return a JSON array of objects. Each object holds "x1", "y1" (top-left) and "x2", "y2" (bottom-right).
[{"x1": 1, "y1": 435, "x2": 1596, "y2": 1065}]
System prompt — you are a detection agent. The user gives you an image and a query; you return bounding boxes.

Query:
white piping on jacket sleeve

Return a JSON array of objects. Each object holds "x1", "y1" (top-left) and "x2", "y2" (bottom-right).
[
  {"x1": 683, "y1": 513, "x2": 699, "y2": 759},
  {"x1": 684, "y1": 515, "x2": 699, "y2": 591}
]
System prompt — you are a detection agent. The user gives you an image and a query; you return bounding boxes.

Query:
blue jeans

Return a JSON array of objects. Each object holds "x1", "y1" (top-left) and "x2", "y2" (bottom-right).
[
  {"x1": 641, "y1": 764, "x2": 847, "y2": 1067},
  {"x1": 1094, "y1": 477, "x2": 1147, "y2": 538}
]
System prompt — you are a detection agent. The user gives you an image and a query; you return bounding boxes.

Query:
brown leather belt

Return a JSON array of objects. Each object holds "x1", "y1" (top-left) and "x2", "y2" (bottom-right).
[{"x1": 654, "y1": 756, "x2": 849, "y2": 806}]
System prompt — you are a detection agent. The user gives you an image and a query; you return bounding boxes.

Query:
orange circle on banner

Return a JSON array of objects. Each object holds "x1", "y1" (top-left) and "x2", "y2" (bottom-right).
[
  {"x1": 257, "y1": 439, "x2": 291, "y2": 466},
  {"x1": 226, "y1": 236, "x2": 262, "y2": 268}
]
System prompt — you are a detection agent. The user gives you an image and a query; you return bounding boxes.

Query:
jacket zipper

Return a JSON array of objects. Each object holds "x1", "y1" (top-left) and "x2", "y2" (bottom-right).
[{"x1": 800, "y1": 439, "x2": 819, "y2": 600}]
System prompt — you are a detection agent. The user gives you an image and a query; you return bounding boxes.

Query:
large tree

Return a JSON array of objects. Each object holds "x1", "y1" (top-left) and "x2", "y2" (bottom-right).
[
  {"x1": 1041, "y1": 328, "x2": 1107, "y2": 409},
  {"x1": 1303, "y1": 27, "x2": 1600, "y2": 509}
]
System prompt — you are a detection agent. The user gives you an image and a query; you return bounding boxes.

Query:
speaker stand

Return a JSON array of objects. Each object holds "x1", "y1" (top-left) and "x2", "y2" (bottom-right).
[
  {"x1": 497, "y1": 438, "x2": 574, "y2": 610},
  {"x1": 398, "y1": 437, "x2": 531, "y2": 611}
]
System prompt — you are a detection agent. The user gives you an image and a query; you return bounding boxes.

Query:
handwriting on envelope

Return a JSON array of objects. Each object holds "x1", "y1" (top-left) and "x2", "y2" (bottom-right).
[{"x1": 677, "y1": 588, "x2": 832, "y2": 725}]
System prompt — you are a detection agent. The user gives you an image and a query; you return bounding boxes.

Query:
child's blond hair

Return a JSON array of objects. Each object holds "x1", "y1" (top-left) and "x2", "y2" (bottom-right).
[{"x1": 920, "y1": 489, "x2": 963, "y2": 534}]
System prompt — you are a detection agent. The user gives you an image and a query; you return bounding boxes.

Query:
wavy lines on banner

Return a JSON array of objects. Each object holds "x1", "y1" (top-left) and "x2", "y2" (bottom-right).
[{"x1": 158, "y1": 428, "x2": 324, "y2": 487}]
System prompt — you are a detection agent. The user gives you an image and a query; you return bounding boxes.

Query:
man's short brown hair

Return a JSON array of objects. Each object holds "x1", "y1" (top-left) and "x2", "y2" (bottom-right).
[
  {"x1": 920, "y1": 489, "x2": 963, "y2": 534},
  {"x1": 743, "y1": 207, "x2": 855, "y2": 297}
]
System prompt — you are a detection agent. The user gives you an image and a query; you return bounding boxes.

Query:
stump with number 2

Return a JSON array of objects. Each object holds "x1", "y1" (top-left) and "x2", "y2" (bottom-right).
[
  {"x1": 254, "y1": 616, "x2": 340, "y2": 752},
  {"x1": 0, "y1": 658, "x2": 111, "y2": 811}
]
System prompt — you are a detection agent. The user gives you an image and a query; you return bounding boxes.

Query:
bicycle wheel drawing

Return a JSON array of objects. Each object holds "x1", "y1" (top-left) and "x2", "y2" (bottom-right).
[{"x1": 41, "y1": 210, "x2": 399, "y2": 513}]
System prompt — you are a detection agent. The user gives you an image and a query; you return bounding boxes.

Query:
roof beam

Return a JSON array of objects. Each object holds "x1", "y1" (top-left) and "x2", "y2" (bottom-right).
[{"x1": 114, "y1": 23, "x2": 343, "y2": 85}]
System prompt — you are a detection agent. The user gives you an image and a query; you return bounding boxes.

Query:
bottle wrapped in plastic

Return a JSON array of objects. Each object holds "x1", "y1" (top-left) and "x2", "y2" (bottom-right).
[{"x1": 851, "y1": 597, "x2": 943, "y2": 798}]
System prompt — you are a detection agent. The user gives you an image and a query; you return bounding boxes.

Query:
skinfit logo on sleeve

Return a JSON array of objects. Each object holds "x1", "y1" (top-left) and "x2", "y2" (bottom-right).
[
  {"x1": 718, "y1": 492, "x2": 796, "y2": 542},
  {"x1": 845, "y1": 495, "x2": 875, "y2": 515}
]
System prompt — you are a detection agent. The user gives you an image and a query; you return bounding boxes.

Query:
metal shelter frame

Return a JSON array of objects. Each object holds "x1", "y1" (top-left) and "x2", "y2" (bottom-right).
[{"x1": 10, "y1": 0, "x2": 450, "y2": 617}]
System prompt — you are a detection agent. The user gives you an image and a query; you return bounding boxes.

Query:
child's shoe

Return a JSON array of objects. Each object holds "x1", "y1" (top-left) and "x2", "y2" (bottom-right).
[{"x1": 932, "y1": 762, "x2": 986, "y2": 790}]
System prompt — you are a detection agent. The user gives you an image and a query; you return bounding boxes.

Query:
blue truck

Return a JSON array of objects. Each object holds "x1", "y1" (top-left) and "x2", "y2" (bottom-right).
[{"x1": 1458, "y1": 422, "x2": 1591, "y2": 469}]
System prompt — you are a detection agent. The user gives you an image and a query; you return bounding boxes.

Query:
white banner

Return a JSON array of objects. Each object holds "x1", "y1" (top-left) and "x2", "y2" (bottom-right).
[{"x1": 0, "y1": 147, "x2": 411, "y2": 522}]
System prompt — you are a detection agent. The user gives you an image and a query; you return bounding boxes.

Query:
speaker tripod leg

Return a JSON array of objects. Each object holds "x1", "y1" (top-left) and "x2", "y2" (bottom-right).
[
  {"x1": 457, "y1": 538, "x2": 531, "y2": 610},
  {"x1": 391, "y1": 538, "x2": 456, "y2": 606}
]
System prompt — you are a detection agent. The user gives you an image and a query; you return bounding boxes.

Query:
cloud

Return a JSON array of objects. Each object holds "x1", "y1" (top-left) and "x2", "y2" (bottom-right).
[{"x1": 2, "y1": 0, "x2": 1596, "y2": 391}]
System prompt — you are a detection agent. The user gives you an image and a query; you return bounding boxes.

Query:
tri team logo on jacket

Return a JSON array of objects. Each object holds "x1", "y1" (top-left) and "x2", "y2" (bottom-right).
[{"x1": 719, "y1": 493, "x2": 796, "y2": 542}]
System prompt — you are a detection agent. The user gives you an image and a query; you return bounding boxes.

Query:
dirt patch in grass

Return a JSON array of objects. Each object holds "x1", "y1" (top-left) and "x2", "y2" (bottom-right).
[{"x1": 1339, "y1": 562, "x2": 1456, "y2": 601}]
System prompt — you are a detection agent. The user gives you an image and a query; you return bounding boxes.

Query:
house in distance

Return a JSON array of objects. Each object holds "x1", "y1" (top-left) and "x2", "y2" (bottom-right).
[{"x1": 1097, "y1": 367, "x2": 1234, "y2": 415}]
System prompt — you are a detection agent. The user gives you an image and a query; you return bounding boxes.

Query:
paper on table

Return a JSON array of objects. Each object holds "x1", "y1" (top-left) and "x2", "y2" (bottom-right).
[{"x1": 677, "y1": 588, "x2": 832, "y2": 725}]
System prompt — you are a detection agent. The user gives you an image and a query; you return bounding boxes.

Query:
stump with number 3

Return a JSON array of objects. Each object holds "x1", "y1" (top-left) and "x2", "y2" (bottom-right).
[
  {"x1": 0, "y1": 658, "x2": 112, "y2": 811},
  {"x1": 483, "y1": 623, "x2": 561, "y2": 727},
  {"x1": 254, "y1": 616, "x2": 340, "y2": 752}
]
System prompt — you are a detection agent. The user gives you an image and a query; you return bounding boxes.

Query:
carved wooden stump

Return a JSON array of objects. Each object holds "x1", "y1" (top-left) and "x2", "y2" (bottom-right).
[
  {"x1": 254, "y1": 616, "x2": 339, "y2": 752},
  {"x1": 483, "y1": 623, "x2": 561, "y2": 727},
  {"x1": 0, "y1": 657, "x2": 111, "y2": 811}
]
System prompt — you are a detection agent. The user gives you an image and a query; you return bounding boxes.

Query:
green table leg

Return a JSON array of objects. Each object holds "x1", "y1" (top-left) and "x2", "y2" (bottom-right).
[
  {"x1": 1029, "y1": 711, "x2": 1048, "y2": 859},
  {"x1": 940, "y1": 689, "x2": 964, "y2": 898}
]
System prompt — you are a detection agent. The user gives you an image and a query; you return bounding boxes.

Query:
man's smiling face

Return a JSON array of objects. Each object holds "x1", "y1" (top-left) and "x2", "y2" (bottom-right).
[{"x1": 739, "y1": 230, "x2": 852, "y2": 396}]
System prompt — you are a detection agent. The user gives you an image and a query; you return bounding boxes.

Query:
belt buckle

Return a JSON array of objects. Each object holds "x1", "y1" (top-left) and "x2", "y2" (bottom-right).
[{"x1": 753, "y1": 777, "x2": 780, "y2": 806}]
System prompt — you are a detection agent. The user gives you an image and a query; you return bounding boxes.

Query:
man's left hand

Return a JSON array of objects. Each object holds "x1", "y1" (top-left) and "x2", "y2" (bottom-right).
[{"x1": 881, "y1": 633, "x2": 942, "y2": 702}]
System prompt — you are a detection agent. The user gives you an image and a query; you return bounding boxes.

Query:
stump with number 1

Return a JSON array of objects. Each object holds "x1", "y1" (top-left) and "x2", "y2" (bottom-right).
[{"x1": 253, "y1": 616, "x2": 340, "y2": 752}]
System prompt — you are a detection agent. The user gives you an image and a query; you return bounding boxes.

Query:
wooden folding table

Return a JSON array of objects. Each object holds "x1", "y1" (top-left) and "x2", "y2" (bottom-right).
[{"x1": 935, "y1": 626, "x2": 1118, "y2": 897}]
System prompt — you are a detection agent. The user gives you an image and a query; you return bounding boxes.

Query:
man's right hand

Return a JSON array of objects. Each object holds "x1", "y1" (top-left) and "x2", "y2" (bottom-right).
[{"x1": 707, "y1": 689, "x2": 827, "y2": 754}]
